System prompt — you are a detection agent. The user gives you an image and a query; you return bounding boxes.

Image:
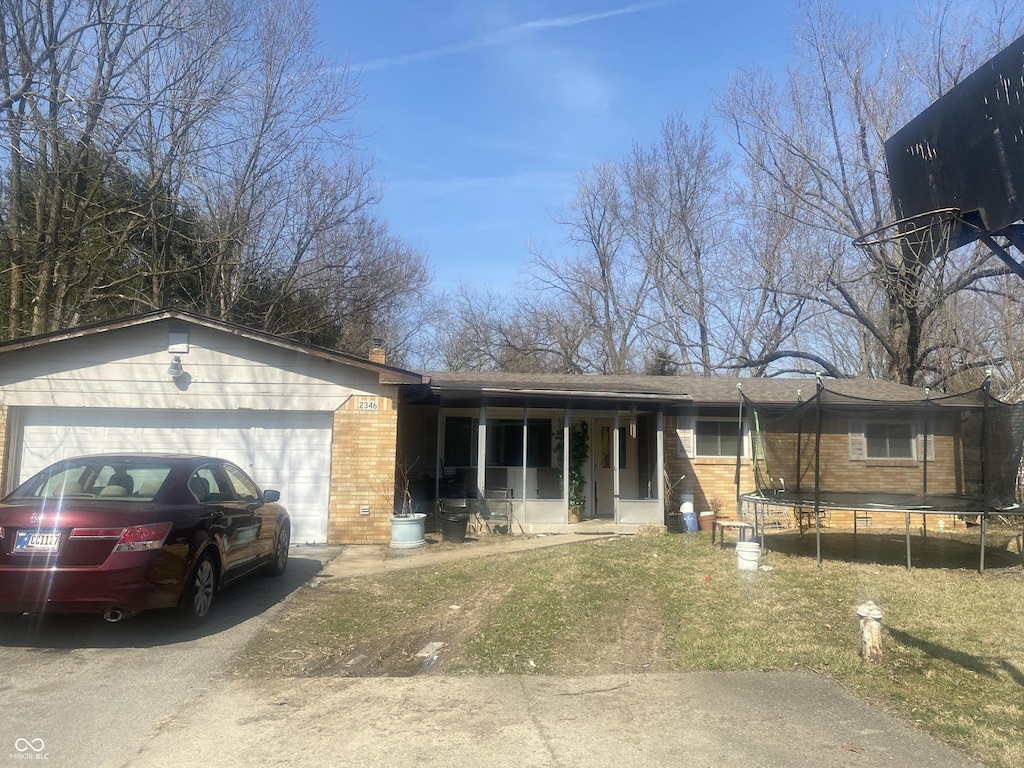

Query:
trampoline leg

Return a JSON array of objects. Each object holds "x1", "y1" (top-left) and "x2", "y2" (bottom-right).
[
  {"x1": 979, "y1": 513, "x2": 987, "y2": 574},
  {"x1": 905, "y1": 510, "x2": 912, "y2": 573}
]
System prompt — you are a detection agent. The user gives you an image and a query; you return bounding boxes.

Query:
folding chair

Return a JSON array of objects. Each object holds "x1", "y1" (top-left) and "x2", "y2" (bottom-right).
[{"x1": 479, "y1": 487, "x2": 515, "y2": 534}]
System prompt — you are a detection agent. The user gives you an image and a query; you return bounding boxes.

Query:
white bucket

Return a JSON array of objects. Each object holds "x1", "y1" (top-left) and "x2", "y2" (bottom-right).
[{"x1": 736, "y1": 541, "x2": 760, "y2": 572}]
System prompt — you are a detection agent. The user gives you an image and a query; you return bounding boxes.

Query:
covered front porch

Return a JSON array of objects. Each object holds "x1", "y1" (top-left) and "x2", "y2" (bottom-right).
[{"x1": 397, "y1": 376, "x2": 685, "y2": 533}]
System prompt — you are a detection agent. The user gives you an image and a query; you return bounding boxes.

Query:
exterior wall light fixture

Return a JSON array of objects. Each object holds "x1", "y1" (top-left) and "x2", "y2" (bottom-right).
[{"x1": 167, "y1": 355, "x2": 185, "y2": 379}]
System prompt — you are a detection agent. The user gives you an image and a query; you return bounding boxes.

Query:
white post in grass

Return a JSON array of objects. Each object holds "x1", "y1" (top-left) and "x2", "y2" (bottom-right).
[{"x1": 857, "y1": 601, "x2": 883, "y2": 663}]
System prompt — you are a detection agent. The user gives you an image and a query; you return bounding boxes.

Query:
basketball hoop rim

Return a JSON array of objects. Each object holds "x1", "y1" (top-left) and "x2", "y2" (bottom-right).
[{"x1": 852, "y1": 207, "x2": 964, "y2": 250}]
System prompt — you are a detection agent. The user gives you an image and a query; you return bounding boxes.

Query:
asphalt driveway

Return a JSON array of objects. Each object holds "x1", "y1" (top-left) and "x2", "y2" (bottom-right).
[{"x1": 0, "y1": 547, "x2": 332, "y2": 767}]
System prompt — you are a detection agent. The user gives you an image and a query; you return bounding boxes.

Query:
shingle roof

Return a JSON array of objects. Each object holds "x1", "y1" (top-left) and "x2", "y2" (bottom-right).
[
  {"x1": 0, "y1": 309, "x2": 426, "y2": 384},
  {"x1": 421, "y1": 372, "x2": 960, "y2": 406}
]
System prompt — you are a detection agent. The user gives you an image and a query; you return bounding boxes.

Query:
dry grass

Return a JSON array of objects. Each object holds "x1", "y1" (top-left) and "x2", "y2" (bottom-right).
[{"x1": 236, "y1": 526, "x2": 1024, "y2": 768}]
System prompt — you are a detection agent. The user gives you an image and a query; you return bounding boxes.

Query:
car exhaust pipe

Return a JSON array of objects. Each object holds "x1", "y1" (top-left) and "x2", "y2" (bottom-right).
[{"x1": 103, "y1": 608, "x2": 126, "y2": 623}]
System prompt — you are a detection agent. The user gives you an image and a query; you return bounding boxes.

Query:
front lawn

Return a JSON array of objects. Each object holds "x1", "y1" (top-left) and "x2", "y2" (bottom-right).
[{"x1": 237, "y1": 529, "x2": 1024, "y2": 768}]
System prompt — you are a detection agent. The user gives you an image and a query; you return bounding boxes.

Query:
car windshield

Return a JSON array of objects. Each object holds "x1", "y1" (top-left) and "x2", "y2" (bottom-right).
[{"x1": 8, "y1": 458, "x2": 174, "y2": 502}]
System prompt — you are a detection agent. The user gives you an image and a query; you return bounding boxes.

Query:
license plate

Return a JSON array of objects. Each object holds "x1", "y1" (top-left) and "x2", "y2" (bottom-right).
[{"x1": 14, "y1": 530, "x2": 62, "y2": 554}]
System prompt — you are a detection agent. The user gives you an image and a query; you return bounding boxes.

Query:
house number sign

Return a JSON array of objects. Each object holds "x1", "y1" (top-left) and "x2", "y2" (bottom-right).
[{"x1": 357, "y1": 399, "x2": 379, "y2": 411}]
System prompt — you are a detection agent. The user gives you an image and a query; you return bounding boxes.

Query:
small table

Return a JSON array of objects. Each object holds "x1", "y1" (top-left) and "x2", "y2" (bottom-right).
[{"x1": 712, "y1": 519, "x2": 755, "y2": 549}]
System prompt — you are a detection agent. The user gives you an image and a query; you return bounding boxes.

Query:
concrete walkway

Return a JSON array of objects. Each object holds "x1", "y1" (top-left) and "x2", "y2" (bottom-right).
[{"x1": 124, "y1": 533, "x2": 981, "y2": 768}]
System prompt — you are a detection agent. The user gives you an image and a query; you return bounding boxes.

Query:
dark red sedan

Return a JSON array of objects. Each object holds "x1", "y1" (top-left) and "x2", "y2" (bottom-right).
[{"x1": 0, "y1": 454, "x2": 290, "y2": 624}]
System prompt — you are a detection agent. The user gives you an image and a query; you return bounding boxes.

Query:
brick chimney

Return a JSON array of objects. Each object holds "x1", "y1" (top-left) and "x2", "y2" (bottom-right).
[{"x1": 368, "y1": 338, "x2": 386, "y2": 365}]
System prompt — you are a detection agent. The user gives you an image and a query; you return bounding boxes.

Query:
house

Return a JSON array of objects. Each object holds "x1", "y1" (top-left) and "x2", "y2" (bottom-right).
[{"x1": 0, "y1": 311, "x2": 994, "y2": 545}]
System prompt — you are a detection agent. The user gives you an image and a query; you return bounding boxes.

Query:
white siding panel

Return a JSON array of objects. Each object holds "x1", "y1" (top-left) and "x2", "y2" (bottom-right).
[
  {"x1": 0, "y1": 322, "x2": 383, "y2": 411},
  {"x1": 16, "y1": 408, "x2": 332, "y2": 543}
]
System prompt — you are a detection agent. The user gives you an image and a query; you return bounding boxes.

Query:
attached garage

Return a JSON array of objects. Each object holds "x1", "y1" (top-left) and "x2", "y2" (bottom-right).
[
  {"x1": 0, "y1": 311, "x2": 424, "y2": 545},
  {"x1": 11, "y1": 407, "x2": 333, "y2": 543}
]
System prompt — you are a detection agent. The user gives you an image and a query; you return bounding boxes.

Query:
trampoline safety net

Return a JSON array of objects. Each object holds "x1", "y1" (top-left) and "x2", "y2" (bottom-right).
[{"x1": 741, "y1": 383, "x2": 1024, "y2": 510}]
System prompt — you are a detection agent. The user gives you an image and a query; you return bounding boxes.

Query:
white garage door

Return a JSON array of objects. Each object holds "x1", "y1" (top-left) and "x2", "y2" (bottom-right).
[{"x1": 15, "y1": 408, "x2": 333, "y2": 543}]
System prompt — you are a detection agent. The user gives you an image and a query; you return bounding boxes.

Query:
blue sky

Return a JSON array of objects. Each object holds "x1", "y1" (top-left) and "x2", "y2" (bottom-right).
[{"x1": 316, "y1": 1, "x2": 893, "y2": 293}]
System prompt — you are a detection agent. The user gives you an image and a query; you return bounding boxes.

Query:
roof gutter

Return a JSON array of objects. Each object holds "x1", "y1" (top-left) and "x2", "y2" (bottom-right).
[{"x1": 432, "y1": 385, "x2": 694, "y2": 403}]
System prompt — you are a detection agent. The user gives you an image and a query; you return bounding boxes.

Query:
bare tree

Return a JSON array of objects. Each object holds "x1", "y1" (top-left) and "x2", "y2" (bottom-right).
[
  {"x1": 0, "y1": 0, "x2": 428, "y2": 354},
  {"x1": 621, "y1": 115, "x2": 737, "y2": 375},
  {"x1": 0, "y1": 0, "x2": 180, "y2": 336},
  {"x1": 192, "y1": 0, "x2": 364, "y2": 319},
  {"x1": 718, "y1": 0, "x2": 1024, "y2": 385},
  {"x1": 412, "y1": 278, "x2": 593, "y2": 374},
  {"x1": 531, "y1": 162, "x2": 651, "y2": 374}
]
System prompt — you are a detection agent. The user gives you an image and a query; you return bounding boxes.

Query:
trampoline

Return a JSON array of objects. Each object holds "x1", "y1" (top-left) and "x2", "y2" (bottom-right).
[
  {"x1": 734, "y1": 376, "x2": 1024, "y2": 573},
  {"x1": 742, "y1": 489, "x2": 1023, "y2": 572}
]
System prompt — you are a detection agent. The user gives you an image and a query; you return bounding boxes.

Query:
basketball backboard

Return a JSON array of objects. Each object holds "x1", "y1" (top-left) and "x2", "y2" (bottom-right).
[{"x1": 883, "y1": 33, "x2": 1024, "y2": 262}]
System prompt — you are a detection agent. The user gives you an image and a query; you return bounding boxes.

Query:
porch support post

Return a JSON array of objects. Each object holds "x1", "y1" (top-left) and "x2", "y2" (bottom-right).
[
  {"x1": 563, "y1": 410, "x2": 570, "y2": 520},
  {"x1": 434, "y1": 406, "x2": 443, "y2": 506},
  {"x1": 477, "y1": 406, "x2": 487, "y2": 506},
  {"x1": 613, "y1": 412, "x2": 620, "y2": 523},
  {"x1": 521, "y1": 404, "x2": 528, "y2": 519},
  {"x1": 657, "y1": 411, "x2": 665, "y2": 523}
]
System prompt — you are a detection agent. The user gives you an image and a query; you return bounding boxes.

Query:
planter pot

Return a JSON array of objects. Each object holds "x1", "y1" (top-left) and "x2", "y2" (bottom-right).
[
  {"x1": 390, "y1": 513, "x2": 427, "y2": 549},
  {"x1": 569, "y1": 507, "x2": 583, "y2": 523},
  {"x1": 438, "y1": 511, "x2": 470, "y2": 543},
  {"x1": 697, "y1": 511, "x2": 716, "y2": 532}
]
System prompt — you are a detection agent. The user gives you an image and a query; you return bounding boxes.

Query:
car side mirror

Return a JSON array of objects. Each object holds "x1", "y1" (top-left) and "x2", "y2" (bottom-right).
[{"x1": 262, "y1": 489, "x2": 281, "y2": 503}]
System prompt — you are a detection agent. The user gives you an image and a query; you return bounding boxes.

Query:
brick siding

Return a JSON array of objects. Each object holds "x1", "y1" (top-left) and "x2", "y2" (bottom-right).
[
  {"x1": 664, "y1": 413, "x2": 976, "y2": 528},
  {"x1": 327, "y1": 395, "x2": 399, "y2": 544}
]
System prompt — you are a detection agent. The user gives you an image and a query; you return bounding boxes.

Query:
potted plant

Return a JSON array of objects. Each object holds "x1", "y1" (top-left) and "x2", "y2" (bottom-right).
[
  {"x1": 385, "y1": 459, "x2": 426, "y2": 549},
  {"x1": 555, "y1": 423, "x2": 590, "y2": 522},
  {"x1": 698, "y1": 495, "x2": 721, "y2": 532}
]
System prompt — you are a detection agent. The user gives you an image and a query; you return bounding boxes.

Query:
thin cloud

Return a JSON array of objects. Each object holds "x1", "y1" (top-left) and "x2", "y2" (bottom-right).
[
  {"x1": 357, "y1": 1, "x2": 677, "y2": 71},
  {"x1": 390, "y1": 169, "x2": 576, "y2": 198}
]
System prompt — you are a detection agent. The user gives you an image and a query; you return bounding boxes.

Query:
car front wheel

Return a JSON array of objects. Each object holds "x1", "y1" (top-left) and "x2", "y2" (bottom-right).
[{"x1": 179, "y1": 551, "x2": 218, "y2": 624}]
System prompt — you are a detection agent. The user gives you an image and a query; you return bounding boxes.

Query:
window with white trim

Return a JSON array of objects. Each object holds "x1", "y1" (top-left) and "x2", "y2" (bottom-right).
[
  {"x1": 695, "y1": 419, "x2": 745, "y2": 458},
  {"x1": 849, "y1": 420, "x2": 932, "y2": 461}
]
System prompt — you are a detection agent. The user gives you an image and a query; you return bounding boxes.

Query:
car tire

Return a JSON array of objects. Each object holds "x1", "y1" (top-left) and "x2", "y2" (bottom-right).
[
  {"x1": 266, "y1": 521, "x2": 290, "y2": 577},
  {"x1": 179, "y1": 550, "x2": 218, "y2": 624}
]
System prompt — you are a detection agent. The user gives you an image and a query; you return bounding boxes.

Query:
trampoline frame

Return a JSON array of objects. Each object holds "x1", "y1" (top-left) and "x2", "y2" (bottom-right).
[{"x1": 741, "y1": 490, "x2": 1024, "y2": 572}]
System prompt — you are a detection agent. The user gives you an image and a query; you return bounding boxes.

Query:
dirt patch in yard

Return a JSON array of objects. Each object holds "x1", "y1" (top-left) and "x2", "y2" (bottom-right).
[
  {"x1": 238, "y1": 533, "x2": 677, "y2": 679},
  {"x1": 315, "y1": 578, "x2": 518, "y2": 678},
  {"x1": 248, "y1": 580, "x2": 521, "y2": 677},
  {"x1": 253, "y1": 577, "x2": 670, "y2": 679}
]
